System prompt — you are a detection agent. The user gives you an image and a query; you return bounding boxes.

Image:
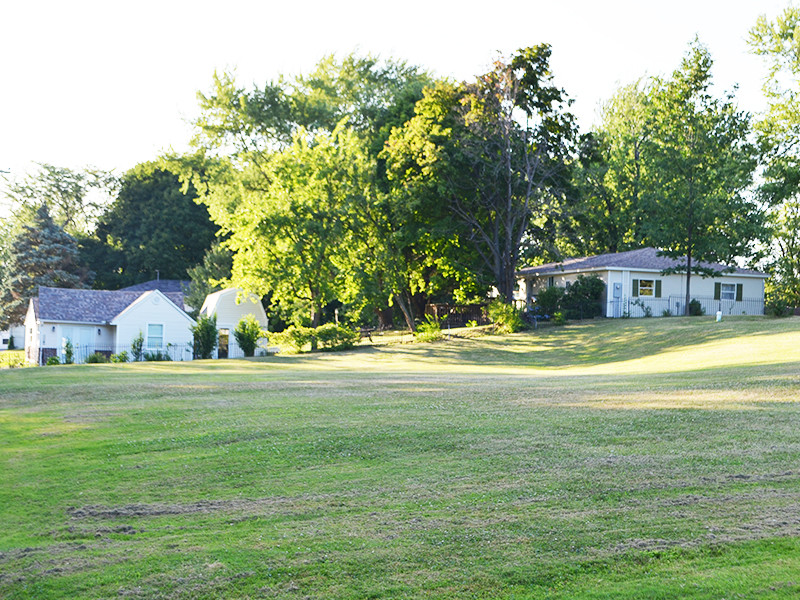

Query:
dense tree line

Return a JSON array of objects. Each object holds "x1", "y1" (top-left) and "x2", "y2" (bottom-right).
[{"x1": 4, "y1": 6, "x2": 800, "y2": 329}]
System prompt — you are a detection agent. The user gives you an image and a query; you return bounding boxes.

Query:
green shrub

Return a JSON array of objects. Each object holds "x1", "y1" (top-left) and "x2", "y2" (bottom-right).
[
  {"x1": 271, "y1": 324, "x2": 358, "y2": 353},
  {"x1": 191, "y1": 314, "x2": 218, "y2": 359},
  {"x1": 631, "y1": 298, "x2": 653, "y2": 317},
  {"x1": 46, "y1": 356, "x2": 61, "y2": 366},
  {"x1": 0, "y1": 350, "x2": 26, "y2": 368},
  {"x1": 766, "y1": 298, "x2": 791, "y2": 317},
  {"x1": 271, "y1": 326, "x2": 314, "y2": 353},
  {"x1": 662, "y1": 308, "x2": 672, "y2": 317},
  {"x1": 233, "y1": 314, "x2": 266, "y2": 357},
  {"x1": 688, "y1": 299, "x2": 704, "y2": 316},
  {"x1": 144, "y1": 349, "x2": 172, "y2": 361},
  {"x1": 487, "y1": 300, "x2": 525, "y2": 333},
  {"x1": 86, "y1": 352, "x2": 109, "y2": 364},
  {"x1": 466, "y1": 320, "x2": 478, "y2": 328},
  {"x1": 414, "y1": 315, "x2": 443, "y2": 343},
  {"x1": 315, "y1": 323, "x2": 359, "y2": 351},
  {"x1": 110, "y1": 351, "x2": 129, "y2": 363},
  {"x1": 553, "y1": 311, "x2": 567, "y2": 325},
  {"x1": 562, "y1": 275, "x2": 605, "y2": 319},
  {"x1": 131, "y1": 331, "x2": 144, "y2": 362},
  {"x1": 7, "y1": 334, "x2": 15, "y2": 350},
  {"x1": 536, "y1": 286, "x2": 565, "y2": 316},
  {"x1": 64, "y1": 338, "x2": 74, "y2": 364}
]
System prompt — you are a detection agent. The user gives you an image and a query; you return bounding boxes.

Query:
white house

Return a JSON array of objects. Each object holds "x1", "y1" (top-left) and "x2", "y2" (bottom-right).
[
  {"x1": 24, "y1": 286, "x2": 196, "y2": 365},
  {"x1": 518, "y1": 247, "x2": 768, "y2": 318},
  {"x1": 0, "y1": 324, "x2": 24, "y2": 351},
  {"x1": 199, "y1": 288, "x2": 268, "y2": 358}
]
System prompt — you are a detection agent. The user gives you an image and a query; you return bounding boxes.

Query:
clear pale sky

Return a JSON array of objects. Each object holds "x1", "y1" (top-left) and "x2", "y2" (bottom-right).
[{"x1": 0, "y1": 0, "x2": 790, "y2": 183}]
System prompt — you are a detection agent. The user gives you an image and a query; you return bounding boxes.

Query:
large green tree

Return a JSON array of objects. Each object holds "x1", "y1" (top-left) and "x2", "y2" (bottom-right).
[
  {"x1": 201, "y1": 126, "x2": 371, "y2": 330},
  {"x1": 0, "y1": 204, "x2": 91, "y2": 328},
  {"x1": 570, "y1": 82, "x2": 651, "y2": 254},
  {"x1": 641, "y1": 42, "x2": 761, "y2": 315},
  {"x1": 3, "y1": 163, "x2": 116, "y2": 236},
  {"x1": 384, "y1": 46, "x2": 576, "y2": 304},
  {"x1": 189, "y1": 53, "x2": 468, "y2": 328},
  {"x1": 749, "y1": 6, "x2": 800, "y2": 307},
  {"x1": 86, "y1": 162, "x2": 218, "y2": 289}
]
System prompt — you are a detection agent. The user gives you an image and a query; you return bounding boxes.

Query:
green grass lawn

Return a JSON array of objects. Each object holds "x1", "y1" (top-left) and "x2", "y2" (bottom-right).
[{"x1": 2, "y1": 316, "x2": 800, "y2": 599}]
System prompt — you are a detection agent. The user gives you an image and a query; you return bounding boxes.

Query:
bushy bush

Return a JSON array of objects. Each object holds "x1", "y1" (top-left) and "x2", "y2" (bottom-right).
[
  {"x1": 7, "y1": 334, "x2": 15, "y2": 350},
  {"x1": 487, "y1": 300, "x2": 525, "y2": 333},
  {"x1": 233, "y1": 314, "x2": 266, "y2": 357},
  {"x1": 271, "y1": 324, "x2": 359, "y2": 352},
  {"x1": 414, "y1": 315, "x2": 443, "y2": 343},
  {"x1": 144, "y1": 349, "x2": 172, "y2": 361},
  {"x1": 86, "y1": 352, "x2": 109, "y2": 363},
  {"x1": 553, "y1": 311, "x2": 567, "y2": 325},
  {"x1": 562, "y1": 275, "x2": 605, "y2": 319},
  {"x1": 110, "y1": 351, "x2": 129, "y2": 363},
  {"x1": 270, "y1": 326, "x2": 314, "y2": 353},
  {"x1": 191, "y1": 314, "x2": 218, "y2": 359},
  {"x1": 46, "y1": 356, "x2": 60, "y2": 366},
  {"x1": 688, "y1": 298, "x2": 704, "y2": 316},
  {"x1": 535, "y1": 286, "x2": 565, "y2": 316},
  {"x1": 64, "y1": 339, "x2": 74, "y2": 364},
  {"x1": 131, "y1": 331, "x2": 144, "y2": 362},
  {"x1": 315, "y1": 323, "x2": 359, "y2": 350},
  {"x1": 0, "y1": 350, "x2": 26, "y2": 368},
  {"x1": 766, "y1": 298, "x2": 791, "y2": 317}
]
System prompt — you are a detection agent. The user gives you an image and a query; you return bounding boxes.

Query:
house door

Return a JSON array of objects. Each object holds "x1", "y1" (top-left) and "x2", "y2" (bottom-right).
[{"x1": 218, "y1": 329, "x2": 229, "y2": 359}]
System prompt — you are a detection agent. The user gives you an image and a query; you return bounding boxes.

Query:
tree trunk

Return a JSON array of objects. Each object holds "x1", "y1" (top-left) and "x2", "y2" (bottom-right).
[
  {"x1": 310, "y1": 304, "x2": 320, "y2": 351},
  {"x1": 684, "y1": 251, "x2": 692, "y2": 316},
  {"x1": 394, "y1": 293, "x2": 416, "y2": 332}
]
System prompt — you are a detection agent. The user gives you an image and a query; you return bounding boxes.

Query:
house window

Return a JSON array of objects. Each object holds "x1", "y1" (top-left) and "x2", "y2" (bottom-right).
[
  {"x1": 147, "y1": 324, "x2": 164, "y2": 348},
  {"x1": 720, "y1": 283, "x2": 736, "y2": 301},
  {"x1": 638, "y1": 280, "x2": 655, "y2": 296},
  {"x1": 548, "y1": 276, "x2": 554, "y2": 288}
]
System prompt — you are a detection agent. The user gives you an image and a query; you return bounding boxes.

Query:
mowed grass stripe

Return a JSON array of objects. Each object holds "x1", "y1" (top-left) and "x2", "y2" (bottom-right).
[{"x1": 1, "y1": 316, "x2": 800, "y2": 598}]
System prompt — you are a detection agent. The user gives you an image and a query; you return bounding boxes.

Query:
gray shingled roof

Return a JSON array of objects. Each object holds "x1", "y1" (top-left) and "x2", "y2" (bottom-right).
[
  {"x1": 119, "y1": 279, "x2": 190, "y2": 293},
  {"x1": 517, "y1": 248, "x2": 766, "y2": 277},
  {"x1": 33, "y1": 287, "x2": 186, "y2": 323}
]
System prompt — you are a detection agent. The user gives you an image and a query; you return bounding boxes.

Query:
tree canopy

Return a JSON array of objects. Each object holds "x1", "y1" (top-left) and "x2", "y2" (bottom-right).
[
  {"x1": 0, "y1": 204, "x2": 91, "y2": 328},
  {"x1": 85, "y1": 161, "x2": 218, "y2": 289}
]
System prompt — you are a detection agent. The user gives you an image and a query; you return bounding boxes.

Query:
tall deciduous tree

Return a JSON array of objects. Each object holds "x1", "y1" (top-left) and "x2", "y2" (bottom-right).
[
  {"x1": 641, "y1": 42, "x2": 760, "y2": 315},
  {"x1": 4, "y1": 163, "x2": 116, "y2": 236},
  {"x1": 571, "y1": 82, "x2": 651, "y2": 254},
  {"x1": 749, "y1": 6, "x2": 800, "y2": 307},
  {"x1": 189, "y1": 53, "x2": 462, "y2": 328},
  {"x1": 201, "y1": 126, "x2": 372, "y2": 330},
  {"x1": 0, "y1": 204, "x2": 91, "y2": 328},
  {"x1": 385, "y1": 46, "x2": 576, "y2": 304},
  {"x1": 87, "y1": 162, "x2": 218, "y2": 289}
]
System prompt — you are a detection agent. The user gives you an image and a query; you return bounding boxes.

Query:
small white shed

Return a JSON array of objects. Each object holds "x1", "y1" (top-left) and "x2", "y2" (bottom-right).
[{"x1": 199, "y1": 288, "x2": 268, "y2": 358}]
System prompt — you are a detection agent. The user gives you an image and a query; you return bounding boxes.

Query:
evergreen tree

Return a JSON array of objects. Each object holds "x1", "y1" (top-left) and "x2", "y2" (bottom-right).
[{"x1": 0, "y1": 204, "x2": 91, "y2": 328}]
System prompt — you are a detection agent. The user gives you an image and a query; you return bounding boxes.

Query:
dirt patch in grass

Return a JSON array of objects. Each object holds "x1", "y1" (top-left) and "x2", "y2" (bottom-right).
[{"x1": 66, "y1": 493, "x2": 353, "y2": 520}]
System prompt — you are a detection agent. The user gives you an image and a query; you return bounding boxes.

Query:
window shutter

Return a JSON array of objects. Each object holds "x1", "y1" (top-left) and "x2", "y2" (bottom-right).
[
  {"x1": 736, "y1": 283, "x2": 743, "y2": 301},
  {"x1": 655, "y1": 280, "x2": 662, "y2": 298},
  {"x1": 714, "y1": 282, "x2": 721, "y2": 300},
  {"x1": 632, "y1": 279, "x2": 639, "y2": 297}
]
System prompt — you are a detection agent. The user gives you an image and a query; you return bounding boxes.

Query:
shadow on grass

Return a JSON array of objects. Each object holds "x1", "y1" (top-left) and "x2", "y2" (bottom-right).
[{"x1": 343, "y1": 317, "x2": 799, "y2": 370}]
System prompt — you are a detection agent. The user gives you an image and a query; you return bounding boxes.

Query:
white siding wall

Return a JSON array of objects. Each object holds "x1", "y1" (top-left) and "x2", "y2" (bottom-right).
[
  {"x1": 203, "y1": 290, "x2": 267, "y2": 357},
  {"x1": 525, "y1": 269, "x2": 766, "y2": 318},
  {"x1": 114, "y1": 293, "x2": 195, "y2": 361}
]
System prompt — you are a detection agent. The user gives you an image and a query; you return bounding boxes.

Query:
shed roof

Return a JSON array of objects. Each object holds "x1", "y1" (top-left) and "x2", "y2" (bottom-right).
[
  {"x1": 517, "y1": 248, "x2": 767, "y2": 278},
  {"x1": 32, "y1": 287, "x2": 186, "y2": 324}
]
